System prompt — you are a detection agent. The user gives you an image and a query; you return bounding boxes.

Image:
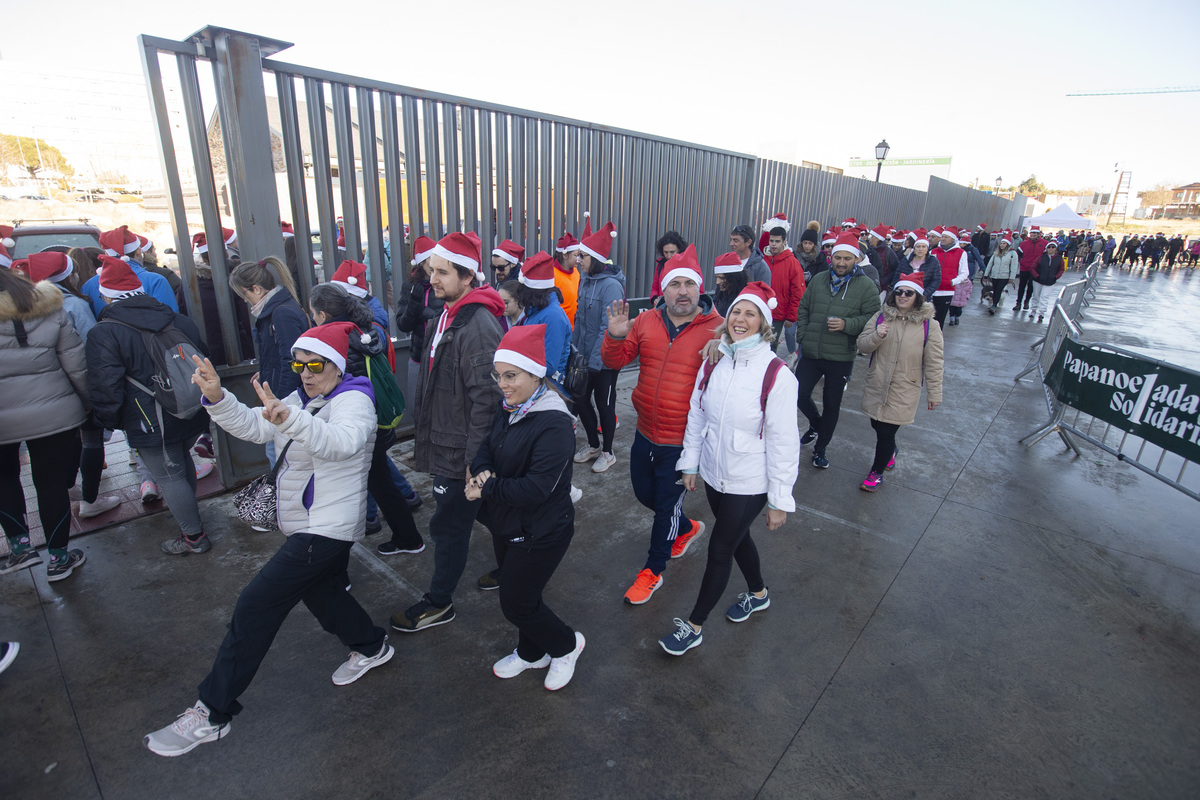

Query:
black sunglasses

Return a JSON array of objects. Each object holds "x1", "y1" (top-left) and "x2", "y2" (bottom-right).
[{"x1": 894, "y1": 289, "x2": 918, "y2": 297}]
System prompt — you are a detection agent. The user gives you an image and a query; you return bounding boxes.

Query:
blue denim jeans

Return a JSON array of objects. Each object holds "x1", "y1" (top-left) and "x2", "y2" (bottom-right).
[{"x1": 630, "y1": 430, "x2": 693, "y2": 575}]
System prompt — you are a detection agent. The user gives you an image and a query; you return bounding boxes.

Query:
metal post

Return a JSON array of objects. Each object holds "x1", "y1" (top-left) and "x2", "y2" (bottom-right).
[
  {"x1": 274, "y1": 72, "x2": 316, "y2": 306},
  {"x1": 331, "y1": 84, "x2": 361, "y2": 262},
  {"x1": 304, "y1": 77, "x2": 337, "y2": 278}
]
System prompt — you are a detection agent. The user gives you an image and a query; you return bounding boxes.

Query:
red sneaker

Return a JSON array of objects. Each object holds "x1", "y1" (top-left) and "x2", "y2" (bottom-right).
[
  {"x1": 670, "y1": 520, "x2": 706, "y2": 559},
  {"x1": 623, "y1": 569, "x2": 663, "y2": 605}
]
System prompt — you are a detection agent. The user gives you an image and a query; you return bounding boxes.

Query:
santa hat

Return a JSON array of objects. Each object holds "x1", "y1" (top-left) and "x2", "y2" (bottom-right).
[
  {"x1": 0, "y1": 224, "x2": 14, "y2": 249},
  {"x1": 999, "y1": 234, "x2": 1013, "y2": 246},
  {"x1": 579, "y1": 222, "x2": 617, "y2": 262},
  {"x1": 581, "y1": 211, "x2": 592, "y2": 239},
  {"x1": 714, "y1": 251, "x2": 744, "y2": 274},
  {"x1": 281, "y1": 221, "x2": 295, "y2": 237},
  {"x1": 659, "y1": 244, "x2": 703, "y2": 292},
  {"x1": 822, "y1": 229, "x2": 839, "y2": 246},
  {"x1": 555, "y1": 232, "x2": 580, "y2": 254},
  {"x1": 492, "y1": 239, "x2": 525, "y2": 265},
  {"x1": 431, "y1": 232, "x2": 483, "y2": 279},
  {"x1": 941, "y1": 226, "x2": 960, "y2": 240},
  {"x1": 890, "y1": 231, "x2": 906, "y2": 244},
  {"x1": 1029, "y1": 225, "x2": 1042, "y2": 234},
  {"x1": 518, "y1": 251, "x2": 556, "y2": 290},
  {"x1": 493, "y1": 324, "x2": 547, "y2": 378},
  {"x1": 761, "y1": 213, "x2": 791, "y2": 234},
  {"x1": 0, "y1": 241, "x2": 10, "y2": 268},
  {"x1": 869, "y1": 224, "x2": 890, "y2": 243},
  {"x1": 730, "y1": 281, "x2": 778, "y2": 326},
  {"x1": 894, "y1": 272, "x2": 925, "y2": 295},
  {"x1": 192, "y1": 232, "x2": 209, "y2": 255},
  {"x1": 98, "y1": 256, "x2": 144, "y2": 298},
  {"x1": 958, "y1": 230, "x2": 971, "y2": 241},
  {"x1": 831, "y1": 231, "x2": 862, "y2": 258},
  {"x1": 841, "y1": 217, "x2": 858, "y2": 229},
  {"x1": 99, "y1": 225, "x2": 141, "y2": 257},
  {"x1": 292, "y1": 321, "x2": 364, "y2": 373},
  {"x1": 929, "y1": 226, "x2": 944, "y2": 240},
  {"x1": 331, "y1": 259, "x2": 370, "y2": 298},
  {"x1": 224, "y1": 228, "x2": 237, "y2": 246},
  {"x1": 977, "y1": 223, "x2": 987, "y2": 231},
  {"x1": 913, "y1": 229, "x2": 930, "y2": 246},
  {"x1": 411, "y1": 236, "x2": 435, "y2": 265},
  {"x1": 17, "y1": 252, "x2": 74, "y2": 284},
  {"x1": 137, "y1": 234, "x2": 154, "y2": 253}
]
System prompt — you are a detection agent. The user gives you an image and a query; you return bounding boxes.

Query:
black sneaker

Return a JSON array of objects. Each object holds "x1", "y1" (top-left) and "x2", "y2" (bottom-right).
[
  {"x1": 364, "y1": 516, "x2": 382, "y2": 535},
  {"x1": 1, "y1": 548, "x2": 43, "y2": 575},
  {"x1": 812, "y1": 451, "x2": 830, "y2": 469},
  {"x1": 404, "y1": 494, "x2": 424, "y2": 511},
  {"x1": 391, "y1": 595, "x2": 455, "y2": 632},
  {"x1": 46, "y1": 550, "x2": 86, "y2": 582},
  {"x1": 800, "y1": 427, "x2": 819, "y2": 446},
  {"x1": 376, "y1": 539, "x2": 425, "y2": 556},
  {"x1": 477, "y1": 568, "x2": 500, "y2": 591}
]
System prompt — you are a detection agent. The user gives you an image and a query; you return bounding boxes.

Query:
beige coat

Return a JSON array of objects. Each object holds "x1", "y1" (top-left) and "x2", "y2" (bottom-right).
[{"x1": 856, "y1": 301, "x2": 943, "y2": 425}]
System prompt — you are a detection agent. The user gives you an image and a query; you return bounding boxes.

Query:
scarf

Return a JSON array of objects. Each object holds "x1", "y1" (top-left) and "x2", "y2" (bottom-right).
[
  {"x1": 829, "y1": 270, "x2": 852, "y2": 296},
  {"x1": 717, "y1": 333, "x2": 762, "y2": 360},
  {"x1": 503, "y1": 382, "x2": 547, "y2": 420},
  {"x1": 250, "y1": 285, "x2": 282, "y2": 319}
]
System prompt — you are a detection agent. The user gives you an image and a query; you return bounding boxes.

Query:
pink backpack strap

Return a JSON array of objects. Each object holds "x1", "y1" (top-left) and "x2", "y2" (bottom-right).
[{"x1": 758, "y1": 357, "x2": 787, "y2": 437}]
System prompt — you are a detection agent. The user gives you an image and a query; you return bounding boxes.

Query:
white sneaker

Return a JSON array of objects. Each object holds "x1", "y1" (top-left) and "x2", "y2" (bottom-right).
[
  {"x1": 569, "y1": 485, "x2": 583, "y2": 504},
  {"x1": 591, "y1": 451, "x2": 617, "y2": 473},
  {"x1": 78, "y1": 495, "x2": 121, "y2": 518},
  {"x1": 573, "y1": 445, "x2": 601, "y2": 463},
  {"x1": 545, "y1": 631, "x2": 585, "y2": 691},
  {"x1": 332, "y1": 640, "x2": 394, "y2": 685},
  {"x1": 492, "y1": 650, "x2": 551, "y2": 679},
  {"x1": 144, "y1": 701, "x2": 230, "y2": 757},
  {"x1": 195, "y1": 463, "x2": 214, "y2": 480}
]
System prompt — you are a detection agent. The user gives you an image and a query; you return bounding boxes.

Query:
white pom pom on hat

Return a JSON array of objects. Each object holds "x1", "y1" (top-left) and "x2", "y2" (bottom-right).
[
  {"x1": 767, "y1": 297, "x2": 778, "y2": 309},
  {"x1": 731, "y1": 280, "x2": 778, "y2": 325},
  {"x1": 347, "y1": 276, "x2": 357, "y2": 285},
  {"x1": 610, "y1": 230, "x2": 617, "y2": 238},
  {"x1": 360, "y1": 333, "x2": 372, "y2": 344}
]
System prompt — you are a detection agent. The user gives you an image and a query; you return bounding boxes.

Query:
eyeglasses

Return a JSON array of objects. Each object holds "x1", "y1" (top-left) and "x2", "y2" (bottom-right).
[
  {"x1": 290, "y1": 359, "x2": 329, "y2": 374},
  {"x1": 490, "y1": 369, "x2": 525, "y2": 384},
  {"x1": 894, "y1": 289, "x2": 917, "y2": 297}
]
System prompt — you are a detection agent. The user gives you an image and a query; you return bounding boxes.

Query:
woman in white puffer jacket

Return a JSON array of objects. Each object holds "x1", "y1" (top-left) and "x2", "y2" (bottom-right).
[
  {"x1": 658, "y1": 282, "x2": 800, "y2": 657},
  {"x1": 143, "y1": 321, "x2": 393, "y2": 759}
]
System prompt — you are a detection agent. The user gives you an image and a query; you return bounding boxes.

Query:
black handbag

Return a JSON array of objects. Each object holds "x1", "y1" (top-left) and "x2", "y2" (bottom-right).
[
  {"x1": 231, "y1": 408, "x2": 317, "y2": 531},
  {"x1": 564, "y1": 344, "x2": 589, "y2": 397}
]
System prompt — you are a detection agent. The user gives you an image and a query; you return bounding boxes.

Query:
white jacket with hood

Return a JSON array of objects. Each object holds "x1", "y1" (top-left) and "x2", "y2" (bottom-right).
[
  {"x1": 676, "y1": 338, "x2": 799, "y2": 511},
  {"x1": 206, "y1": 375, "x2": 376, "y2": 541}
]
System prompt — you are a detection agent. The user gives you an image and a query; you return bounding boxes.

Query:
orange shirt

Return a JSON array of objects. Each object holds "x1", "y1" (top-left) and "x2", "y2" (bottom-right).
[{"x1": 554, "y1": 264, "x2": 581, "y2": 328}]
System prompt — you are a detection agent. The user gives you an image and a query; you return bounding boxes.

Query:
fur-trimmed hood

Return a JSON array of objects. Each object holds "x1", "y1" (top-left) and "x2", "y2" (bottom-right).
[
  {"x1": 881, "y1": 300, "x2": 935, "y2": 325},
  {"x1": 0, "y1": 280, "x2": 65, "y2": 322}
]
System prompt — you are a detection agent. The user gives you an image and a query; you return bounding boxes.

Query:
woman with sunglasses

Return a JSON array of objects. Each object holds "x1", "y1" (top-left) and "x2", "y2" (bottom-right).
[
  {"x1": 855, "y1": 273, "x2": 944, "y2": 492},
  {"x1": 144, "y1": 322, "x2": 392, "y2": 757},
  {"x1": 467, "y1": 325, "x2": 584, "y2": 690}
]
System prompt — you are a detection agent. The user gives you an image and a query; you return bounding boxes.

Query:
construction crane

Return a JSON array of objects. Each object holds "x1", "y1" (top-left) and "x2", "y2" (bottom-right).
[{"x1": 1066, "y1": 86, "x2": 1200, "y2": 97}]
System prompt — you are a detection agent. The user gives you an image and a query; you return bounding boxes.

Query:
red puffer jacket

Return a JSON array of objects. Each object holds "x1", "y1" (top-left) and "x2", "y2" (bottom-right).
[{"x1": 601, "y1": 301, "x2": 723, "y2": 446}]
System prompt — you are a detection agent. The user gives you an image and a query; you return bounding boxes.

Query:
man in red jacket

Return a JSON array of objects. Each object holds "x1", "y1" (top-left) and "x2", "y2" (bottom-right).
[
  {"x1": 1016, "y1": 226, "x2": 1048, "y2": 312},
  {"x1": 601, "y1": 245, "x2": 723, "y2": 605},
  {"x1": 763, "y1": 226, "x2": 806, "y2": 361}
]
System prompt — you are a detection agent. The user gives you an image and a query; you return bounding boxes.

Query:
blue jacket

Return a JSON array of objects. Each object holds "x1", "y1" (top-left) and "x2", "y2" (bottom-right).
[
  {"x1": 366, "y1": 294, "x2": 389, "y2": 330},
  {"x1": 82, "y1": 261, "x2": 178, "y2": 316},
  {"x1": 572, "y1": 263, "x2": 626, "y2": 370},
  {"x1": 522, "y1": 298, "x2": 572, "y2": 385},
  {"x1": 253, "y1": 289, "x2": 309, "y2": 400}
]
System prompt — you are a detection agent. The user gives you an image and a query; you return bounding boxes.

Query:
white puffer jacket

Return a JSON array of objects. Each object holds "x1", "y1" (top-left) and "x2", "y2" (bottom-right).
[
  {"x1": 206, "y1": 376, "x2": 376, "y2": 541},
  {"x1": 676, "y1": 339, "x2": 800, "y2": 511}
]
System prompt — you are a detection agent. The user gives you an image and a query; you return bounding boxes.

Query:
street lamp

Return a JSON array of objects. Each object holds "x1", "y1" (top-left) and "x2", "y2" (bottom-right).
[
  {"x1": 874, "y1": 139, "x2": 890, "y2": 183},
  {"x1": 995, "y1": 177, "x2": 1002, "y2": 193}
]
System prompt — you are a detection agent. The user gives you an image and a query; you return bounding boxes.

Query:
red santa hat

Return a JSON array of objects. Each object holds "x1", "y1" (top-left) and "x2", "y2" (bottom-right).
[
  {"x1": 841, "y1": 217, "x2": 858, "y2": 229},
  {"x1": 913, "y1": 229, "x2": 930, "y2": 246},
  {"x1": 822, "y1": 229, "x2": 839, "y2": 246},
  {"x1": 137, "y1": 234, "x2": 154, "y2": 252},
  {"x1": 223, "y1": 227, "x2": 237, "y2": 245},
  {"x1": 431, "y1": 232, "x2": 483, "y2": 279},
  {"x1": 714, "y1": 251, "x2": 744, "y2": 275},
  {"x1": 0, "y1": 224, "x2": 14, "y2": 249},
  {"x1": 518, "y1": 251, "x2": 556, "y2": 290},
  {"x1": 292, "y1": 321, "x2": 365, "y2": 374},
  {"x1": 958, "y1": 229, "x2": 971, "y2": 241},
  {"x1": 659, "y1": 244, "x2": 703, "y2": 292},
  {"x1": 99, "y1": 225, "x2": 141, "y2": 257},
  {"x1": 555, "y1": 232, "x2": 580, "y2": 254},
  {"x1": 579, "y1": 222, "x2": 617, "y2": 262},
  {"x1": 730, "y1": 281, "x2": 778, "y2": 326},
  {"x1": 580, "y1": 211, "x2": 592, "y2": 239},
  {"x1": 831, "y1": 231, "x2": 862, "y2": 258},
  {"x1": 761, "y1": 213, "x2": 791, "y2": 234},
  {"x1": 1000, "y1": 234, "x2": 1013, "y2": 246},
  {"x1": 16, "y1": 252, "x2": 74, "y2": 284},
  {"x1": 192, "y1": 231, "x2": 208, "y2": 255},
  {"x1": 894, "y1": 272, "x2": 925, "y2": 295},
  {"x1": 98, "y1": 256, "x2": 145, "y2": 298},
  {"x1": 869, "y1": 224, "x2": 891, "y2": 243},
  {"x1": 493, "y1": 324, "x2": 548, "y2": 378},
  {"x1": 0, "y1": 241, "x2": 10, "y2": 268},
  {"x1": 281, "y1": 221, "x2": 295, "y2": 237},
  {"x1": 890, "y1": 231, "x2": 907, "y2": 244},
  {"x1": 411, "y1": 235, "x2": 435, "y2": 265},
  {"x1": 977, "y1": 223, "x2": 987, "y2": 231},
  {"x1": 941, "y1": 226, "x2": 960, "y2": 240},
  {"x1": 1029, "y1": 225, "x2": 1042, "y2": 234},
  {"x1": 492, "y1": 239, "x2": 525, "y2": 265},
  {"x1": 331, "y1": 259, "x2": 370, "y2": 298}
]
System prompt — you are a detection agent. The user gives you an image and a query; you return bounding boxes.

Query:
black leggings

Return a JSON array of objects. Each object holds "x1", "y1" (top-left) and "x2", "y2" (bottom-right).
[
  {"x1": 989, "y1": 278, "x2": 1009, "y2": 307},
  {"x1": 795, "y1": 356, "x2": 854, "y2": 453},
  {"x1": 689, "y1": 485, "x2": 767, "y2": 626},
  {"x1": 870, "y1": 419, "x2": 900, "y2": 474},
  {"x1": 932, "y1": 296, "x2": 951, "y2": 327},
  {"x1": 371, "y1": 429, "x2": 423, "y2": 550},
  {"x1": 493, "y1": 535, "x2": 577, "y2": 661},
  {"x1": 0, "y1": 427, "x2": 82, "y2": 551},
  {"x1": 575, "y1": 368, "x2": 618, "y2": 452},
  {"x1": 1016, "y1": 272, "x2": 1035, "y2": 307}
]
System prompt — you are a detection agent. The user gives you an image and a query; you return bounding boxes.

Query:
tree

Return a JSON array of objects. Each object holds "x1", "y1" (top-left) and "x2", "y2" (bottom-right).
[
  {"x1": 1137, "y1": 183, "x2": 1174, "y2": 209},
  {"x1": 1017, "y1": 174, "x2": 1046, "y2": 196},
  {"x1": 0, "y1": 133, "x2": 75, "y2": 179}
]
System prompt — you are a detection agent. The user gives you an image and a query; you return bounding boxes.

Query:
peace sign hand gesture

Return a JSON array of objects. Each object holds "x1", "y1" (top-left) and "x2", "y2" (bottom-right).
[
  {"x1": 253, "y1": 378, "x2": 291, "y2": 426},
  {"x1": 191, "y1": 355, "x2": 224, "y2": 403}
]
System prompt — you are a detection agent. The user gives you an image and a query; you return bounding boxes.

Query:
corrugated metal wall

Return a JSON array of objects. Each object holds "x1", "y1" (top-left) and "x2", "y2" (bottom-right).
[
  {"x1": 750, "y1": 161, "x2": 929, "y2": 233},
  {"x1": 923, "y1": 177, "x2": 1027, "y2": 231}
]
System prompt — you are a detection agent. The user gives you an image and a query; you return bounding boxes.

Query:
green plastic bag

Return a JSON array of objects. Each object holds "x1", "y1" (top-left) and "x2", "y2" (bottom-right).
[{"x1": 365, "y1": 352, "x2": 405, "y2": 429}]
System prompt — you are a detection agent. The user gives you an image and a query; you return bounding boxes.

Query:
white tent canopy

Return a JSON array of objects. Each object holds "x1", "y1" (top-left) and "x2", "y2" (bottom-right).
[{"x1": 1023, "y1": 203, "x2": 1095, "y2": 231}]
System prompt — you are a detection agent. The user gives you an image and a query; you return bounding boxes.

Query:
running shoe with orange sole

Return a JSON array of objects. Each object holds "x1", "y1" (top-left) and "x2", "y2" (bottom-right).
[
  {"x1": 623, "y1": 568, "x2": 663, "y2": 605},
  {"x1": 670, "y1": 520, "x2": 706, "y2": 559}
]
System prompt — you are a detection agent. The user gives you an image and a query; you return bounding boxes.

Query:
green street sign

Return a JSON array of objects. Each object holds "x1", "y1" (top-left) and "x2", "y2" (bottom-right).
[{"x1": 847, "y1": 157, "x2": 953, "y2": 168}]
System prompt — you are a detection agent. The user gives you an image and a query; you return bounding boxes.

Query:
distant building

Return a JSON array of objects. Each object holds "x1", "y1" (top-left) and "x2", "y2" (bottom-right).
[{"x1": 1165, "y1": 182, "x2": 1200, "y2": 218}]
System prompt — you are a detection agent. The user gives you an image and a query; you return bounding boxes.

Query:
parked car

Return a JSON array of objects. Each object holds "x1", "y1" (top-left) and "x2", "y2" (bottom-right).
[
  {"x1": 76, "y1": 193, "x2": 118, "y2": 204},
  {"x1": 19, "y1": 194, "x2": 50, "y2": 201},
  {"x1": 9, "y1": 221, "x2": 102, "y2": 259}
]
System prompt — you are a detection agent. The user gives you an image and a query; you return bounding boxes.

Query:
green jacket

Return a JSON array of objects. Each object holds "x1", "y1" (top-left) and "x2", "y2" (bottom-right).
[{"x1": 795, "y1": 268, "x2": 882, "y2": 362}]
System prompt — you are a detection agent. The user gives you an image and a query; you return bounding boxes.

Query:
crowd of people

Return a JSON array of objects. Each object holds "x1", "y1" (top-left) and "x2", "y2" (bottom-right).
[{"x1": 0, "y1": 206, "x2": 1172, "y2": 751}]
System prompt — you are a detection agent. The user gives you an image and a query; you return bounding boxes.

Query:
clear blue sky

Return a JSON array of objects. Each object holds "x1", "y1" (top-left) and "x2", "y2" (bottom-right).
[{"x1": 3, "y1": 0, "x2": 1198, "y2": 193}]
